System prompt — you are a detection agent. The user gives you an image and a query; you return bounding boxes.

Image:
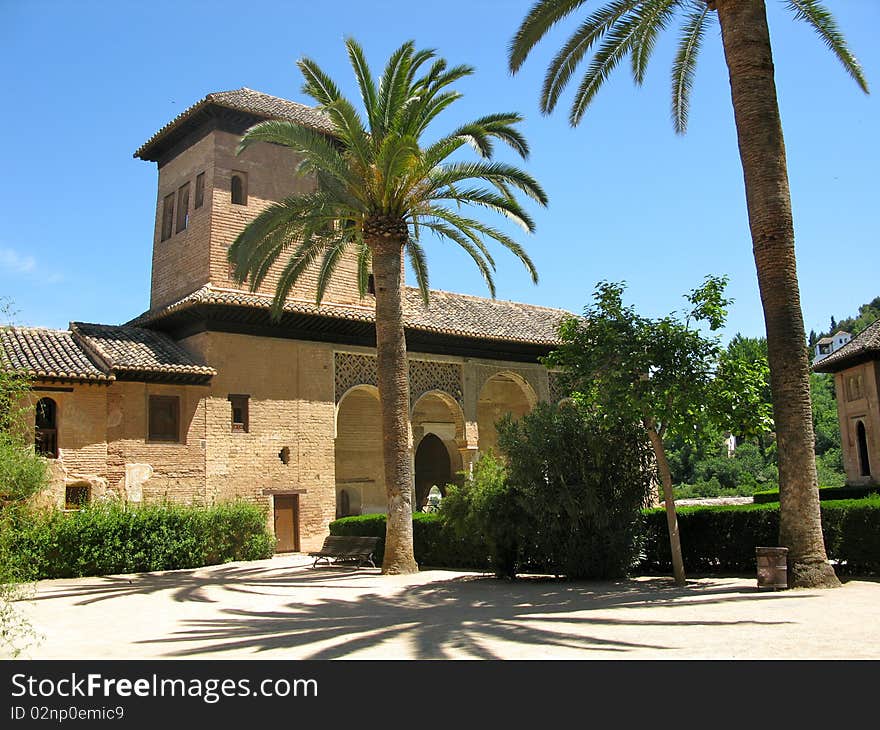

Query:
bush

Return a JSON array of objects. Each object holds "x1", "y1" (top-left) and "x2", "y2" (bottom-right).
[
  {"x1": 330, "y1": 512, "x2": 489, "y2": 570},
  {"x1": 0, "y1": 434, "x2": 48, "y2": 504},
  {"x1": 753, "y1": 484, "x2": 880, "y2": 504},
  {"x1": 1, "y1": 500, "x2": 274, "y2": 580},
  {"x1": 442, "y1": 403, "x2": 654, "y2": 579},
  {"x1": 640, "y1": 496, "x2": 880, "y2": 576}
]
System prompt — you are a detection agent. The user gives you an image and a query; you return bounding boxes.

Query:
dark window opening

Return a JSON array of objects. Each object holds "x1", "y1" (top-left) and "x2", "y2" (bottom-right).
[
  {"x1": 35, "y1": 397, "x2": 58, "y2": 458},
  {"x1": 161, "y1": 193, "x2": 175, "y2": 241},
  {"x1": 279, "y1": 446, "x2": 290, "y2": 465},
  {"x1": 338, "y1": 489, "x2": 351, "y2": 519},
  {"x1": 857, "y1": 421, "x2": 871, "y2": 477},
  {"x1": 194, "y1": 172, "x2": 205, "y2": 209},
  {"x1": 229, "y1": 394, "x2": 249, "y2": 433},
  {"x1": 65, "y1": 485, "x2": 89, "y2": 510},
  {"x1": 149, "y1": 395, "x2": 180, "y2": 442},
  {"x1": 231, "y1": 173, "x2": 247, "y2": 205},
  {"x1": 176, "y1": 183, "x2": 190, "y2": 233},
  {"x1": 367, "y1": 273, "x2": 375, "y2": 295}
]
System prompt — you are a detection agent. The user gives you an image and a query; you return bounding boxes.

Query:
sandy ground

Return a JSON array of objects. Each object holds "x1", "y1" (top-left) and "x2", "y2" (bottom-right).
[{"x1": 9, "y1": 553, "x2": 880, "y2": 660}]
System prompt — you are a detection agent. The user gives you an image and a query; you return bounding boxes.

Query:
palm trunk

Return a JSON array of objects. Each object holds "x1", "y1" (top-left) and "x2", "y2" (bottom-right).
[
  {"x1": 367, "y1": 218, "x2": 419, "y2": 575},
  {"x1": 645, "y1": 422, "x2": 686, "y2": 586},
  {"x1": 715, "y1": 0, "x2": 838, "y2": 587}
]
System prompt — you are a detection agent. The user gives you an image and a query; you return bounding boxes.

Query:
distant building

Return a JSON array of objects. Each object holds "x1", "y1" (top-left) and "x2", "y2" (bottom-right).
[
  {"x1": 813, "y1": 320, "x2": 879, "y2": 485},
  {"x1": 814, "y1": 330, "x2": 852, "y2": 364}
]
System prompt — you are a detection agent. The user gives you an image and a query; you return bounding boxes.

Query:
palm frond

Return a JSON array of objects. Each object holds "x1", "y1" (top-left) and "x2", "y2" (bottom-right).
[
  {"x1": 509, "y1": 0, "x2": 590, "y2": 73},
  {"x1": 356, "y1": 241, "x2": 372, "y2": 298},
  {"x1": 270, "y1": 237, "x2": 329, "y2": 317},
  {"x1": 541, "y1": 0, "x2": 639, "y2": 114},
  {"x1": 346, "y1": 37, "x2": 379, "y2": 131},
  {"x1": 786, "y1": 0, "x2": 869, "y2": 93},
  {"x1": 671, "y1": 5, "x2": 709, "y2": 135},
  {"x1": 429, "y1": 161, "x2": 548, "y2": 206},
  {"x1": 569, "y1": 10, "x2": 644, "y2": 126},
  {"x1": 432, "y1": 187, "x2": 536, "y2": 233},
  {"x1": 377, "y1": 41, "x2": 417, "y2": 135},
  {"x1": 418, "y1": 220, "x2": 497, "y2": 297},
  {"x1": 314, "y1": 236, "x2": 353, "y2": 304},
  {"x1": 405, "y1": 238, "x2": 430, "y2": 305},
  {"x1": 630, "y1": 0, "x2": 678, "y2": 86},
  {"x1": 297, "y1": 57, "x2": 343, "y2": 106}
]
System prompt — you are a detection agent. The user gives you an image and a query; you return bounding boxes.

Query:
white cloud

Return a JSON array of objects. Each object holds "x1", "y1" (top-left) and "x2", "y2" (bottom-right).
[
  {"x1": 0, "y1": 246, "x2": 64, "y2": 284},
  {"x1": 0, "y1": 247, "x2": 37, "y2": 274}
]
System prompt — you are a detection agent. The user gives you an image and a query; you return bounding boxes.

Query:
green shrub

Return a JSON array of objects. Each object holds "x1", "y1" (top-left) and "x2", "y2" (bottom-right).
[
  {"x1": 753, "y1": 484, "x2": 880, "y2": 504},
  {"x1": 0, "y1": 434, "x2": 48, "y2": 503},
  {"x1": 640, "y1": 496, "x2": 880, "y2": 576},
  {"x1": 442, "y1": 403, "x2": 654, "y2": 579},
  {"x1": 1, "y1": 500, "x2": 274, "y2": 580},
  {"x1": 330, "y1": 511, "x2": 488, "y2": 570}
]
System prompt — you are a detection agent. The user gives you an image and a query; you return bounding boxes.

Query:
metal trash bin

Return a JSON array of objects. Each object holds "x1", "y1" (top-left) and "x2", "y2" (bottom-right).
[{"x1": 756, "y1": 546, "x2": 788, "y2": 589}]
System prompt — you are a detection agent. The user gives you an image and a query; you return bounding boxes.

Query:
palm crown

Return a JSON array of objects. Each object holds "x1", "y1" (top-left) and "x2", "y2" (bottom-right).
[
  {"x1": 228, "y1": 38, "x2": 548, "y2": 312},
  {"x1": 509, "y1": 0, "x2": 868, "y2": 131}
]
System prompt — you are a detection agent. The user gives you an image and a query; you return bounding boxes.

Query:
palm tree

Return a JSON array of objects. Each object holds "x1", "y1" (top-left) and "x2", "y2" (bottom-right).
[
  {"x1": 509, "y1": 0, "x2": 868, "y2": 588},
  {"x1": 229, "y1": 39, "x2": 547, "y2": 574}
]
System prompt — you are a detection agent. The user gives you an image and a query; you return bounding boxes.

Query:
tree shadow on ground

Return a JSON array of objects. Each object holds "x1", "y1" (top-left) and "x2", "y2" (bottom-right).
[
  {"x1": 25, "y1": 560, "x2": 382, "y2": 606},
  {"x1": 132, "y1": 571, "x2": 805, "y2": 659}
]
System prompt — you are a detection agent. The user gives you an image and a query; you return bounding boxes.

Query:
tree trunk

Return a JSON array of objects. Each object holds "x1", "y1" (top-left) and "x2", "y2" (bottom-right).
[
  {"x1": 367, "y1": 217, "x2": 419, "y2": 575},
  {"x1": 646, "y1": 423, "x2": 686, "y2": 586},
  {"x1": 715, "y1": 0, "x2": 838, "y2": 588}
]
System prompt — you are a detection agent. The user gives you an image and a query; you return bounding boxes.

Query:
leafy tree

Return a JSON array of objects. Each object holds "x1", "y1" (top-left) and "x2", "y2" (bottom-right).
[
  {"x1": 509, "y1": 0, "x2": 868, "y2": 588},
  {"x1": 228, "y1": 39, "x2": 546, "y2": 573},
  {"x1": 546, "y1": 276, "x2": 770, "y2": 585},
  {"x1": 816, "y1": 296, "x2": 880, "y2": 340},
  {"x1": 443, "y1": 403, "x2": 653, "y2": 579}
]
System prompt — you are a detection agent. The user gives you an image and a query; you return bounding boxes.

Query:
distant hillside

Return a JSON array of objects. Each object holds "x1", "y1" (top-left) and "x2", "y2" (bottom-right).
[{"x1": 809, "y1": 296, "x2": 880, "y2": 349}]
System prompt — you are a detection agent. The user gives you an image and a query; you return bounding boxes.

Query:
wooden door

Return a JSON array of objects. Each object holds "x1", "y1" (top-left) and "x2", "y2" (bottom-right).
[{"x1": 274, "y1": 495, "x2": 300, "y2": 552}]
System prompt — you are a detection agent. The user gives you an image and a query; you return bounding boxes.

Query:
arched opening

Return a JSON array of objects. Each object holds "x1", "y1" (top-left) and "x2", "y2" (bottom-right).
[
  {"x1": 414, "y1": 434, "x2": 451, "y2": 510},
  {"x1": 335, "y1": 386, "x2": 383, "y2": 515},
  {"x1": 857, "y1": 421, "x2": 871, "y2": 478},
  {"x1": 35, "y1": 397, "x2": 58, "y2": 458},
  {"x1": 231, "y1": 173, "x2": 247, "y2": 205},
  {"x1": 477, "y1": 372, "x2": 536, "y2": 457}
]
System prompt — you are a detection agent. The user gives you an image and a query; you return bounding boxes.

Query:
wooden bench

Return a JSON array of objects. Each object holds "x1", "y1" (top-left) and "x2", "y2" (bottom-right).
[{"x1": 308, "y1": 535, "x2": 380, "y2": 569}]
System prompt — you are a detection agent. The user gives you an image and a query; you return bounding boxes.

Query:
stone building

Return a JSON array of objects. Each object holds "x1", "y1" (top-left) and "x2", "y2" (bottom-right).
[
  {"x1": 813, "y1": 318, "x2": 880, "y2": 485},
  {"x1": 0, "y1": 88, "x2": 569, "y2": 552}
]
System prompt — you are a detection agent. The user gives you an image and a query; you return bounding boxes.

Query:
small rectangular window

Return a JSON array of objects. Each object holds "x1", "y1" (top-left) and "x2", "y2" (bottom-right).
[
  {"x1": 161, "y1": 194, "x2": 175, "y2": 241},
  {"x1": 176, "y1": 183, "x2": 190, "y2": 233},
  {"x1": 149, "y1": 395, "x2": 180, "y2": 442},
  {"x1": 194, "y1": 172, "x2": 205, "y2": 209},
  {"x1": 65, "y1": 485, "x2": 90, "y2": 510},
  {"x1": 229, "y1": 394, "x2": 249, "y2": 433}
]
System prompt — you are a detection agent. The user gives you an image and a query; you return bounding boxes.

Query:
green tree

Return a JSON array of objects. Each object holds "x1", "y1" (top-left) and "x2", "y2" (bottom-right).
[
  {"x1": 510, "y1": 0, "x2": 868, "y2": 588},
  {"x1": 228, "y1": 39, "x2": 547, "y2": 574},
  {"x1": 546, "y1": 276, "x2": 770, "y2": 585}
]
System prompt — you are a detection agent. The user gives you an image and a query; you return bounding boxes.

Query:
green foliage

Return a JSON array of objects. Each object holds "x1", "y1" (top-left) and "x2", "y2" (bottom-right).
[
  {"x1": 228, "y1": 38, "x2": 546, "y2": 313},
  {"x1": 640, "y1": 496, "x2": 880, "y2": 576},
  {"x1": 0, "y1": 501, "x2": 274, "y2": 581},
  {"x1": 753, "y1": 484, "x2": 880, "y2": 505},
  {"x1": 330, "y1": 512, "x2": 488, "y2": 571},
  {"x1": 0, "y1": 433, "x2": 48, "y2": 503},
  {"x1": 672, "y1": 442, "x2": 778, "y2": 499},
  {"x1": 444, "y1": 403, "x2": 654, "y2": 579}
]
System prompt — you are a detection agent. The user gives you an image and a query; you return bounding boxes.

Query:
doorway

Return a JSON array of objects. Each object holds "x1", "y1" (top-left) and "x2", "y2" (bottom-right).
[
  {"x1": 857, "y1": 421, "x2": 871, "y2": 478},
  {"x1": 414, "y1": 433, "x2": 451, "y2": 510},
  {"x1": 274, "y1": 495, "x2": 300, "y2": 552}
]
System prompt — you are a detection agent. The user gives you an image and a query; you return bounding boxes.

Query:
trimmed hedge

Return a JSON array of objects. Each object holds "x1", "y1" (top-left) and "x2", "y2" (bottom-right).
[
  {"x1": 1, "y1": 501, "x2": 275, "y2": 580},
  {"x1": 330, "y1": 512, "x2": 490, "y2": 570},
  {"x1": 640, "y1": 496, "x2": 880, "y2": 575},
  {"x1": 332, "y1": 495, "x2": 880, "y2": 577},
  {"x1": 753, "y1": 484, "x2": 880, "y2": 504}
]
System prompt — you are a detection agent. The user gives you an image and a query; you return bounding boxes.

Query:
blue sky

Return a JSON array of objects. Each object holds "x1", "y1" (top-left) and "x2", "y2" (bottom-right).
[{"x1": 1, "y1": 0, "x2": 877, "y2": 343}]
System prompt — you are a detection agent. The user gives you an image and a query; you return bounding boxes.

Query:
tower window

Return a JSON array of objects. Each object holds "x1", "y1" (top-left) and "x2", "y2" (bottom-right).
[
  {"x1": 368, "y1": 273, "x2": 376, "y2": 295},
  {"x1": 161, "y1": 193, "x2": 175, "y2": 241},
  {"x1": 35, "y1": 397, "x2": 58, "y2": 458},
  {"x1": 231, "y1": 172, "x2": 248, "y2": 205},
  {"x1": 148, "y1": 395, "x2": 180, "y2": 442},
  {"x1": 194, "y1": 172, "x2": 205, "y2": 209},
  {"x1": 228, "y1": 394, "x2": 249, "y2": 433},
  {"x1": 176, "y1": 182, "x2": 190, "y2": 233}
]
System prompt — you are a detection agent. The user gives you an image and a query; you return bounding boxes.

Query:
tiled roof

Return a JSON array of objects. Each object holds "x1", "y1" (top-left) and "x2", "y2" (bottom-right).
[
  {"x1": 0, "y1": 323, "x2": 216, "y2": 383},
  {"x1": 70, "y1": 322, "x2": 216, "y2": 378},
  {"x1": 130, "y1": 285, "x2": 569, "y2": 346},
  {"x1": 0, "y1": 327, "x2": 112, "y2": 382},
  {"x1": 814, "y1": 318, "x2": 880, "y2": 373},
  {"x1": 134, "y1": 87, "x2": 334, "y2": 159}
]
